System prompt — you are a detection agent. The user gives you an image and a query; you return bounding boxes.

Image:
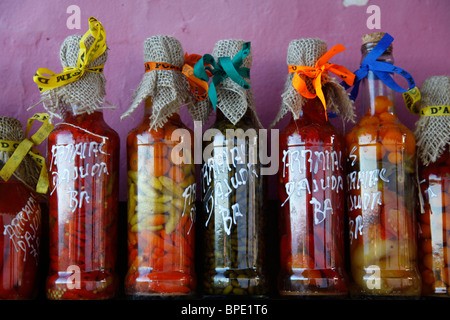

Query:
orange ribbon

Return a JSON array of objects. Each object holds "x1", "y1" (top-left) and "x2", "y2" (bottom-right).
[
  {"x1": 182, "y1": 53, "x2": 210, "y2": 101},
  {"x1": 144, "y1": 54, "x2": 209, "y2": 101},
  {"x1": 288, "y1": 44, "x2": 355, "y2": 120}
]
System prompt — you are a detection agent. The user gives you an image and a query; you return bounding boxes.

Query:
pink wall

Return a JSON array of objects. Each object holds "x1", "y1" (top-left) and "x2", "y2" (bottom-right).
[{"x1": 1, "y1": 0, "x2": 449, "y2": 201}]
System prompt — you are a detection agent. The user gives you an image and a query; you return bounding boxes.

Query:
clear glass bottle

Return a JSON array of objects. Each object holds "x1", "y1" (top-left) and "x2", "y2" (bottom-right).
[
  {"x1": 124, "y1": 98, "x2": 196, "y2": 297},
  {"x1": 418, "y1": 146, "x2": 450, "y2": 296},
  {"x1": 46, "y1": 107, "x2": 120, "y2": 300},
  {"x1": 416, "y1": 75, "x2": 450, "y2": 297},
  {"x1": 0, "y1": 116, "x2": 42, "y2": 300},
  {"x1": 200, "y1": 107, "x2": 268, "y2": 296},
  {"x1": 345, "y1": 36, "x2": 421, "y2": 297},
  {"x1": 278, "y1": 97, "x2": 348, "y2": 296}
]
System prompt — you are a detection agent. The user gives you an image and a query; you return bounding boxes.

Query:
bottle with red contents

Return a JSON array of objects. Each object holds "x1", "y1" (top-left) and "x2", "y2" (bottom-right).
[
  {"x1": 0, "y1": 117, "x2": 44, "y2": 299},
  {"x1": 415, "y1": 76, "x2": 450, "y2": 296},
  {"x1": 121, "y1": 36, "x2": 197, "y2": 297},
  {"x1": 46, "y1": 108, "x2": 119, "y2": 300},
  {"x1": 345, "y1": 32, "x2": 421, "y2": 297},
  {"x1": 274, "y1": 38, "x2": 356, "y2": 297},
  {"x1": 32, "y1": 18, "x2": 120, "y2": 299}
]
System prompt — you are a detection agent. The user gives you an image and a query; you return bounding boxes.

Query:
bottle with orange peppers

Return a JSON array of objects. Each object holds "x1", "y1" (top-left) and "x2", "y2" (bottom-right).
[
  {"x1": 272, "y1": 38, "x2": 356, "y2": 296},
  {"x1": 32, "y1": 18, "x2": 120, "y2": 299},
  {"x1": 415, "y1": 76, "x2": 450, "y2": 296},
  {"x1": 0, "y1": 115, "x2": 51, "y2": 299},
  {"x1": 345, "y1": 32, "x2": 421, "y2": 297},
  {"x1": 121, "y1": 36, "x2": 198, "y2": 297}
]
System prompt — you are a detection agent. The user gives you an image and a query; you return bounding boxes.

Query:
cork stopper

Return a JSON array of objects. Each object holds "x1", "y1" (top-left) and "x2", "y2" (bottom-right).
[
  {"x1": 362, "y1": 32, "x2": 386, "y2": 45},
  {"x1": 362, "y1": 32, "x2": 393, "y2": 52}
]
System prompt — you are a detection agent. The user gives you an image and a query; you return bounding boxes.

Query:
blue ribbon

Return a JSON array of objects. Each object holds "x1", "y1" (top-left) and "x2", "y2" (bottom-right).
[
  {"x1": 343, "y1": 33, "x2": 415, "y2": 101},
  {"x1": 194, "y1": 42, "x2": 251, "y2": 110}
]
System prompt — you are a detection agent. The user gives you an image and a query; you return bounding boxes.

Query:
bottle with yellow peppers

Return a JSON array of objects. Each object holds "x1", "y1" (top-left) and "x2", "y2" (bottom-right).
[
  {"x1": 121, "y1": 35, "x2": 198, "y2": 297},
  {"x1": 415, "y1": 76, "x2": 450, "y2": 296},
  {"x1": 345, "y1": 32, "x2": 421, "y2": 297}
]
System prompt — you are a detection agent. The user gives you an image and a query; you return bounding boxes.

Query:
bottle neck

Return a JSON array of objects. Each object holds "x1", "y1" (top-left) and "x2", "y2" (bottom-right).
[
  {"x1": 360, "y1": 42, "x2": 396, "y2": 116},
  {"x1": 62, "y1": 105, "x2": 105, "y2": 123},
  {"x1": 143, "y1": 97, "x2": 181, "y2": 121},
  {"x1": 298, "y1": 97, "x2": 328, "y2": 123}
]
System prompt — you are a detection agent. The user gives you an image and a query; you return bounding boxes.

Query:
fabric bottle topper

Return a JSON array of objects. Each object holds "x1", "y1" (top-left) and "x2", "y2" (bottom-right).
[
  {"x1": 0, "y1": 114, "x2": 53, "y2": 194},
  {"x1": 271, "y1": 38, "x2": 356, "y2": 127},
  {"x1": 193, "y1": 39, "x2": 262, "y2": 127},
  {"x1": 415, "y1": 75, "x2": 450, "y2": 166},
  {"x1": 120, "y1": 35, "x2": 206, "y2": 130},
  {"x1": 31, "y1": 17, "x2": 110, "y2": 119}
]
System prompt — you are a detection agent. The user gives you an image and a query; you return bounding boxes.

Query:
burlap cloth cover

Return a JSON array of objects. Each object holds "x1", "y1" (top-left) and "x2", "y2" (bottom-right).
[
  {"x1": 31, "y1": 34, "x2": 109, "y2": 120},
  {"x1": 195, "y1": 39, "x2": 263, "y2": 128},
  {"x1": 0, "y1": 117, "x2": 40, "y2": 191},
  {"x1": 271, "y1": 38, "x2": 355, "y2": 127},
  {"x1": 120, "y1": 35, "x2": 196, "y2": 130},
  {"x1": 415, "y1": 75, "x2": 450, "y2": 165}
]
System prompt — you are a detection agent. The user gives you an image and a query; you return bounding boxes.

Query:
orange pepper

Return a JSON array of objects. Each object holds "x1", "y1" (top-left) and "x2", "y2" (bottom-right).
[
  {"x1": 149, "y1": 157, "x2": 171, "y2": 177},
  {"x1": 374, "y1": 95, "x2": 393, "y2": 114},
  {"x1": 152, "y1": 141, "x2": 168, "y2": 158},
  {"x1": 387, "y1": 151, "x2": 402, "y2": 164},
  {"x1": 382, "y1": 128, "x2": 403, "y2": 152},
  {"x1": 168, "y1": 165, "x2": 185, "y2": 183}
]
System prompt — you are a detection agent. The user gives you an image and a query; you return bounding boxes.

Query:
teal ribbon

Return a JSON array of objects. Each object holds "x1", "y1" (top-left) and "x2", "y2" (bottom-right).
[{"x1": 194, "y1": 42, "x2": 251, "y2": 110}]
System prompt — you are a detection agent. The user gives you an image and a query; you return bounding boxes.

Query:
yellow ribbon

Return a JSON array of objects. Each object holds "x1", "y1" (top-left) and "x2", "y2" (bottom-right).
[
  {"x1": 288, "y1": 44, "x2": 355, "y2": 119},
  {"x1": 33, "y1": 17, "x2": 106, "y2": 92},
  {"x1": 420, "y1": 105, "x2": 450, "y2": 117},
  {"x1": 0, "y1": 113, "x2": 54, "y2": 194}
]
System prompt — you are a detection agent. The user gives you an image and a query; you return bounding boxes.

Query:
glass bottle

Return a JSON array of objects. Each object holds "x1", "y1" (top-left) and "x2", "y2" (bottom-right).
[
  {"x1": 416, "y1": 75, "x2": 450, "y2": 297},
  {"x1": 124, "y1": 98, "x2": 196, "y2": 297},
  {"x1": 345, "y1": 37, "x2": 421, "y2": 297},
  {"x1": 0, "y1": 117, "x2": 42, "y2": 299},
  {"x1": 278, "y1": 97, "x2": 348, "y2": 296},
  {"x1": 418, "y1": 145, "x2": 450, "y2": 296},
  {"x1": 200, "y1": 107, "x2": 268, "y2": 297},
  {"x1": 46, "y1": 107, "x2": 120, "y2": 300}
]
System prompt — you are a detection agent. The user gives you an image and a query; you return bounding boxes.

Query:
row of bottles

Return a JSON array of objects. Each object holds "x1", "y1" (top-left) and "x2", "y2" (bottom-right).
[{"x1": 0, "y1": 17, "x2": 448, "y2": 299}]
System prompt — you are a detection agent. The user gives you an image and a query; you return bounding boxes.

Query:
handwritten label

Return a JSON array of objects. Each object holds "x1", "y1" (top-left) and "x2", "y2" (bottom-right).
[
  {"x1": 2, "y1": 194, "x2": 41, "y2": 264},
  {"x1": 182, "y1": 182, "x2": 197, "y2": 235},
  {"x1": 202, "y1": 145, "x2": 259, "y2": 235},
  {"x1": 49, "y1": 141, "x2": 110, "y2": 212},
  {"x1": 347, "y1": 145, "x2": 390, "y2": 243},
  {"x1": 280, "y1": 146, "x2": 344, "y2": 225}
]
